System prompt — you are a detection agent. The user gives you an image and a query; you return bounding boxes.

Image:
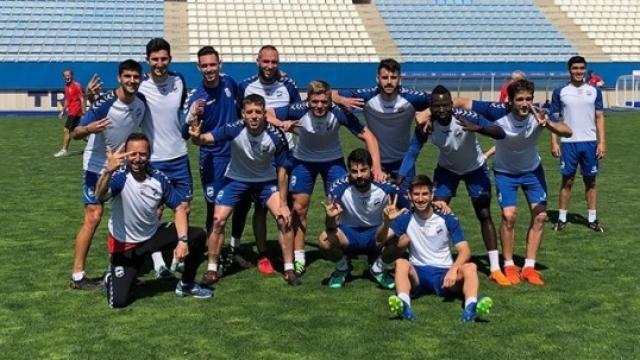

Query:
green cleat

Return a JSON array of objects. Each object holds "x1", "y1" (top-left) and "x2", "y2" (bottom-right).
[
  {"x1": 294, "y1": 261, "x2": 306, "y2": 276},
  {"x1": 388, "y1": 295, "x2": 415, "y2": 320},
  {"x1": 475, "y1": 297, "x2": 493, "y2": 318},
  {"x1": 370, "y1": 269, "x2": 395, "y2": 289},
  {"x1": 328, "y1": 269, "x2": 349, "y2": 288}
]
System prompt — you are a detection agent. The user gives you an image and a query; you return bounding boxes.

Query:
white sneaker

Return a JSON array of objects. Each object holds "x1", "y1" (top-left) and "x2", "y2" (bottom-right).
[{"x1": 53, "y1": 149, "x2": 69, "y2": 157}]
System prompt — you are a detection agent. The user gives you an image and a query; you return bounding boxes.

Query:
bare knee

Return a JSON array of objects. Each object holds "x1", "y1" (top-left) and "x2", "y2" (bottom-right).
[
  {"x1": 462, "y1": 262, "x2": 477, "y2": 275},
  {"x1": 532, "y1": 211, "x2": 547, "y2": 229},
  {"x1": 212, "y1": 216, "x2": 227, "y2": 233},
  {"x1": 501, "y1": 211, "x2": 517, "y2": 228},
  {"x1": 85, "y1": 206, "x2": 103, "y2": 227}
]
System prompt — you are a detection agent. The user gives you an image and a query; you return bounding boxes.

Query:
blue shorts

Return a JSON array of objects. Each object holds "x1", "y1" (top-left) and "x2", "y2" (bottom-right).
[
  {"x1": 199, "y1": 153, "x2": 230, "y2": 204},
  {"x1": 340, "y1": 225, "x2": 379, "y2": 257},
  {"x1": 560, "y1": 141, "x2": 599, "y2": 177},
  {"x1": 383, "y1": 160, "x2": 413, "y2": 195},
  {"x1": 433, "y1": 163, "x2": 491, "y2": 200},
  {"x1": 151, "y1": 155, "x2": 193, "y2": 202},
  {"x1": 494, "y1": 165, "x2": 548, "y2": 208},
  {"x1": 412, "y1": 264, "x2": 450, "y2": 298},
  {"x1": 82, "y1": 170, "x2": 101, "y2": 206},
  {"x1": 215, "y1": 179, "x2": 279, "y2": 208},
  {"x1": 289, "y1": 158, "x2": 347, "y2": 195}
]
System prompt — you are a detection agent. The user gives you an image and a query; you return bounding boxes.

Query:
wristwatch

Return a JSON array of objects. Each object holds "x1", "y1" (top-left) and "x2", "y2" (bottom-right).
[{"x1": 178, "y1": 235, "x2": 188, "y2": 243}]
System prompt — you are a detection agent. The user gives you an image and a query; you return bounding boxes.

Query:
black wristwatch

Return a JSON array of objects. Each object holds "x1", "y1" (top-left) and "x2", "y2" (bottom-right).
[{"x1": 178, "y1": 235, "x2": 188, "y2": 243}]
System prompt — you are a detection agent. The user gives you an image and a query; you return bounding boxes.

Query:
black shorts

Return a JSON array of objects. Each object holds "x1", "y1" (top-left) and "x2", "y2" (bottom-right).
[{"x1": 64, "y1": 115, "x2": 81, "y2": 131}]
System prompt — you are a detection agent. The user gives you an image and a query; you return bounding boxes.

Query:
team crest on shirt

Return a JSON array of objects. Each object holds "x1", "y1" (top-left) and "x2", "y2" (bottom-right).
[
  {"x1": 225, "y1": 88, "x2": 232, "y2": 98},
  {"x1": 114, "y1": 266, "x2": 125, "y2": 278},
  {"x1": 206, "y1": 186, "x2": 215, "y2": 199},
  {"x1": 290, "y1": 176, "x2": 297, "y2": 187},
  {"x1": 276, "y1": 90, "x2": 284, "y2": 98}
]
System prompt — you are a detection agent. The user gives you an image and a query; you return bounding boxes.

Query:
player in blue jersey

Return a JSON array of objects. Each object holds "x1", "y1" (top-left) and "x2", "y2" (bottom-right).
[
  {"x1": 67, "y1": 59, "x2": 147, "y2": 289},
  {"x1": 230, "y1": 45, "x2": 303, "y2": 275},
  {"x1": 377, "y1": 175, "x2": 493, "y2": 322},
  {"x1": 397, "y1": 85, "x2": 512, "y2": 286},
  {"x1": 333, "y1": 58, "x2": 431, "y2": 188},
  {"x1": 96, "y1": 133, "x2": 210, "y2": 308},
  {"x1": 273, "y1": 80, "x2": 382, "y2": 275},
  {"x1": 492, "y1": 79, "x2": 572, "y2": 286},
  {"x1": 189, "y1": 94, "x2": 300, "y2": 286},
  {"x1": 183, "y1": 46, "x2": 241, "y2": 283},
  {"x1": 139, "y1": 38, "x2": 191, "y2": 279},
  {"x1": 549, "y1": 56, "x2": 606, "y2": 232},
  {"x1": 318, "y1": 148, "x2": 408, "y2": 289}
]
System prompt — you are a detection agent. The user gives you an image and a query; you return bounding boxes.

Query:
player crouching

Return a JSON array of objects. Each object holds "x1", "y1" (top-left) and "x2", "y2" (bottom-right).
[{"x1": 377, "y1": 175, "x2": 492, "y2": 322}]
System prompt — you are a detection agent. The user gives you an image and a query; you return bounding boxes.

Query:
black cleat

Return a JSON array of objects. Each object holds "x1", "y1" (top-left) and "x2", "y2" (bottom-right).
[
  {"x1": 69, "y1": 276, "x2": 102, "y2": 290},
  {"x1": 588, "y1": 220, "x2": 604, "y2": 233},
  {"x1": 553, "y1": 220, "x2": 567, "y2": 231}
]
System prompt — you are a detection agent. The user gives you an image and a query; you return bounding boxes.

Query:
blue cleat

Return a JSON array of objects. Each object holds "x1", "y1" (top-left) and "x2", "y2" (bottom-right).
[
  {"x1": 388, "y1": 295, "x2": 416, "y2": 321},
  {"x1": 461, "y1": 297, "x2": 493, "y2": 322},
  {"x1": 175, "y1": 282, "x2": 213, "y2": 299}
]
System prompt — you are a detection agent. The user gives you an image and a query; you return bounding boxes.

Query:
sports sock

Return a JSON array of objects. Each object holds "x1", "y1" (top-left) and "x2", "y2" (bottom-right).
[
  {"x1": 504, "y1": 259, "x2": 515, "y2": 267},
  {"x1": 524, "y1": 258, "x2": 536, "y2": 269},
  {"x1": 151, "y1": 251, "x2": 166, "y2": 272},
  {"x1": 294, "y1": 250, "x2": 306, "y2": 266},
  {"x1": 588, "y1": 209, "x2": 597, "y2": 223},
  {"x1": 370, "y1": 256, "x2": 387, "y2": 274},
  {"x1": 230, "y1": 236, "x2": 241, "y2": 250},
  {"x1": 336, "y1": 256, "x2": 349, "y2": 272},
  {"x1": 207, "y1": 263, "x2": 218, "y2": 272},
  {"x1": 284, "y1": 262, "x2": 294, "y2": 271},
  {"x1": 558, "y1": 209, "x2": 568, "y2": 222},
  {"x1": 488, "y1": 250, "x2": 500, "y2": 272},
  {"x1": 465, "y1": 296, "x2": 478, "y2": 308},
  {"x1": 398, "y1": 292, "x2": 411, "y2": 306},
  {"x1": 72, "y1": 271, "x2": 86, "y2": 281}
]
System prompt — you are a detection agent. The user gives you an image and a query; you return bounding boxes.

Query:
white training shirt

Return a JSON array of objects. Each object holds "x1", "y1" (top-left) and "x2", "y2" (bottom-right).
[
  {"x1": 493, "y1": 113, "x2": 544, "y2": 174},
  {"x1": 430, "y1": 113, "x2": 487, "y2": 175},
  {"x1": 550, "y1": 83, "x2": 603, "y2": 143}
]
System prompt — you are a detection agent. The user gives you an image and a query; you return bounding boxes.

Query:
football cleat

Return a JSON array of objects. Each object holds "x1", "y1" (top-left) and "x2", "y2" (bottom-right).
[
  {"x1": 389, "y1": 295, "x2": 415, "y2": 320},
  {"x1": 461, "y1": 297, "x2": 493, "y2": 322},
  {"x1": 200, "y1": 270, "x2": 221, "y2": 287},
  {"x1": 155, "y1": 265, "x2": 176, "y2": 281},
  {"x1": 553, "y1": 220, "x2": 567, "y2": 231},
  {"x1": 283, "y1": 270, "x2": 302, "y2": 286},
  {"x1": 294, "y1": 261, "x2": 306, "y2": 276},
  {"x1": 503, "y1": 265, "x2": 521, "y2": 285},
  {"x1": 328, "y1": 269, "x2": 349, "y2": 288},
  {"x1": 489, "y1": 270, "x2": 512, "y2": 286},
  {"x1": 370, "y1": 268, "x2": 395, "y2": 290},
  {"x1": 588, "y1": 220, "x2": 604, "y2": 233},
  {"x1": 54, "y1": 149, "x2": 69, "y2": 158},
  {"x1": 69, "y1": 276, "x2": 102, "y2": 290},
  {"x1": 521, "y1": 267, "x2": 545, "y2": 286},
  {"x1": 175, "y1": 282, "x2": 213, "y2": 298},
  {"x1": 257, "y1": 256, "x2": 275, "y2": 275}
]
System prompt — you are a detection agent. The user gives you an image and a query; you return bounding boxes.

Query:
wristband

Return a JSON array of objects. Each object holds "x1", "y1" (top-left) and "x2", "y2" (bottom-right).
[{"x1": 178, "y1": 235, "x2": 188, "y2": 243}]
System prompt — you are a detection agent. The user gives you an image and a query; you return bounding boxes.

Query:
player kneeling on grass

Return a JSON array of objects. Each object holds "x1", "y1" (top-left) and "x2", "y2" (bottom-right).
[
  {"x1": 318, "y1": 148, "x2": 408, "y2": 289},
  {"x1": 97, "y1": 133, "x2": 210, "y2": 308},
  {"x1": 377, "y1": 175, "x2": 492, "y2": 322}
]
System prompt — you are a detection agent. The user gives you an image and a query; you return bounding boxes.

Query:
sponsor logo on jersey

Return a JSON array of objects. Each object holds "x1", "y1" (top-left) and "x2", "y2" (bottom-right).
[
  {"x1": 225, "y1": 88, "x2": 232, "y2": 98},
  {"x1": 206, "y1": 186, "x2": 215, "y2": 199},
  {"x1": 290, "y1": 175, "x2": 297, "y2": 187},
  {"x1": 114, "y1": 266, "x2": 125, "y2": 278}
]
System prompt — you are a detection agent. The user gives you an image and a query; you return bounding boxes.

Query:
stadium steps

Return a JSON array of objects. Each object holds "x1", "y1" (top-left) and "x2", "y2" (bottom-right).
[
  {"x1": 164, "y1": 0, "x2": 190, "y2": 61},
  {"x1": 534, "y1": 0, "x2": 610, "y2": 61},
  {"x1": 354, "y1": 2, "x2": 402, "y2": 61}
]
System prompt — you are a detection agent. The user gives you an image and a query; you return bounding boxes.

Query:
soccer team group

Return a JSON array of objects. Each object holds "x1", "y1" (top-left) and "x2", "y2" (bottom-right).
[{"x1": 58, "y1": 38, "x2": 605, "y2": 321}]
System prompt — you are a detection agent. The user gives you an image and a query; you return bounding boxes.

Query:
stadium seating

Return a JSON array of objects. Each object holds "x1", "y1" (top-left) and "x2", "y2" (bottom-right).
[
  {"x1": 555, "y1": 0, "x2": 640, "y2": 61},
  {"x1": 376, "y1": 0, "x2": 578, "y2": 62},
  {"x1": 0, "y1": 0, "x2": 164, "y2": 61},
  {"x1": 185, "y1": 0, "x2": 378, "y2": 62}
]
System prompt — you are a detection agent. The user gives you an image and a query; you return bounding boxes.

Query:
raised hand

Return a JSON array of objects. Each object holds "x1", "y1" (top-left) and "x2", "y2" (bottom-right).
[
  {"x1": 415, "y1": 109, "x2": 432, "y2": 134},
  {"x1": 188, "y1": 116, "x2": 202, "y2": 139},
  {"x1": 455, "y1": 115, "x2": 482, "y2": 132},
  {"x1": 105, "y1": 144, "x2": 130, "y2": 172},
  {"x1": 321, "y1": 196, "x2": 343, "y2": 219},
  {"x1": 280, "y1": 120, "x2": 302, "y2": 133},
  {"x1": 88, "y1": 118, "x2": 112, "y2": 134},
  {"x1": 86, "y1": 73, "x2": 103, "y2": 102},
  {"x1": 530, "y1": 105, "x2": 548, "y2": 127},
  {"x1": 383, "y1": 194, "x2": 408, "y2": 222},
  {"x1": 189, "y1": 98, "x2": 206, "y2": 118}
]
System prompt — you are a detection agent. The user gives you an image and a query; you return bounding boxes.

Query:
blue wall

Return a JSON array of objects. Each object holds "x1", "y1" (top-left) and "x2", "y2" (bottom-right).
[{"x1": 2, "y1": 61, "x2": 638, "y2": 90}]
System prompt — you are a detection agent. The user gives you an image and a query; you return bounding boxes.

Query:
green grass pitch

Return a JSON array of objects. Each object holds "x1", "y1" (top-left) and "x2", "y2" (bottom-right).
[{"x1": 0, "y1": 112, "x2": 638, "y2": 359}]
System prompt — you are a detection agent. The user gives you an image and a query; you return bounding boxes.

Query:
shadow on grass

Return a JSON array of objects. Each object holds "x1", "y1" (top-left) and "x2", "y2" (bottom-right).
[
  {"x1": 473, "y1": 253, "x2": 549, "y2": 277},
  {"x1": 546, "y1": 209, "x2": 590, "y2": 228}
]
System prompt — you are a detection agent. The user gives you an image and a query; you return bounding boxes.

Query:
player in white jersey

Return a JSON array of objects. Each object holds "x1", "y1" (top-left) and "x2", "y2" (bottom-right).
[
  {"x1": 189, "y1": 94, "x2": 300, "y2": 286},
  {"x1": 493, "y1": 79, "x2": 572, "y2": 286},
  {"x1": 549, "y1": 56, "x2": 606, "y2": 232},
  {"x1": 67, "y1": 60, "x2": 147, "y2": 290},
  {"x1": 96, "y1": 133, "x2": 210, "y2": 308},
  {"x1": 398, "y1": 85, "x2": 513, "y2": 286},
  {"x1": 333, "y1": 58, "x2": 431, "y2": 188},
  {"x1": 377, "y1": 175, "x2": 493, "y2": 322},
  {"x1": 229, "y1": 45, "x2": 303, "y2": 275},
  {"x1": 319, "y1": 148, "x2": 408, "y2": 289},
  {"x1": 272, "y1": 80, "x2": 382, "y2": 276},
  {"x1": 139, "y1": 38, "x2": 192, "y2": 279}
]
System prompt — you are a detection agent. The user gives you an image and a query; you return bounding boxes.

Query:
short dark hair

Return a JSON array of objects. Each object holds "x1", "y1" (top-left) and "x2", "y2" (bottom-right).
[
  {"x1": 347, "y1": 148, "x2": 373, "y2": 168},
  {"x1": 409, "y1": 174, "x2": 434, "y2": 192},
  {"x1": 378, "y1": 58, "x2": 401, "y2": 75},
  {"x1": 118, "y1": 59, "x2": 142, "y2": 76},
  {"x1": 197, "y1": 46, "x2": 220, "y2": 62},
  {"x1": 63, "y1": 69, "x2": 73, "y2": 75},
  {"x1": 146, "y1": 38, "x2": 171, "y2": 58},
  {"x1": 258, "y1": 45, "x2": 278, "y2": 56},
  {"x1": 243, "y1": 93, "x2": 266, "y2": 109},
  {"x1": 124, "y1": 132, "x2": 150, "y2": 152},
  {"x1": 568, "y1": 56, "x2": 587, "y2": 69},
  {"x1": 507, "y1": 79, "x2": 535, "y2": 102},
  {"x1": 431, "y1": 85, "x2": 450, "y2": 97}
]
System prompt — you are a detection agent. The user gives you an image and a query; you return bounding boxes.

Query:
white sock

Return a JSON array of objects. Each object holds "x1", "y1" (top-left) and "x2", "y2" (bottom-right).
[
  {"x1": 336, "y1": 256, "x2": 349, "y2": 272},
  {"x1": 588, "y1": 209, "x2": 597, "y2": 223},
  {"x1": 398, "y1": 292, "x2": 411, "y2": 306},
  {"x1": 558, "y1": 209, "x2": 568, "y2": 222},
  {"x1": 504, "y1": 259, "x2": 515, "y2": 267},
  {"x1": 230, "y1": 236, "x2": 241, "y2": 249},
  {"x1": 488, "y1": 250, "x2": 500, "y2": 272},
  {"x1": 207, "y1": 263, "x2": 218, "y2": 272},
  {"x1": 151, "y1": 251, "x2": 166, "y2": 272},
  {"x1": 524, "y1": 258, "x2": 536, "y2": 269},
  {"x1": 370, "y1": 257, "x2": 387, "y2": 274},
  {"x1": 465, "y1": 296, "x2": 478, "y2": 308},
  {"x1": 72, "y1": 271, "x2": 86, "y2": 281},
  {"x1": 294, "y1": 250, "x2": 306, "y2": 266},
  {"x1": 284, "y1": 262, "x2": 294, "y2": 271}
]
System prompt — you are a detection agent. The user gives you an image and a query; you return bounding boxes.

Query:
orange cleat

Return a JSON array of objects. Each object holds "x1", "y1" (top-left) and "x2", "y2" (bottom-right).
[
  {"x1": 489, "y1": 270, "x2": 512, "y2": 286},
  {"x1": 257, "y1": 256, "x2": 276, "y2": 276},
  {"x1": 521, "y1": 267, "x2": 545, "y2": 286},
  {"x1": 503, "y1": 265, "x2": 521, "y2": 285}
]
